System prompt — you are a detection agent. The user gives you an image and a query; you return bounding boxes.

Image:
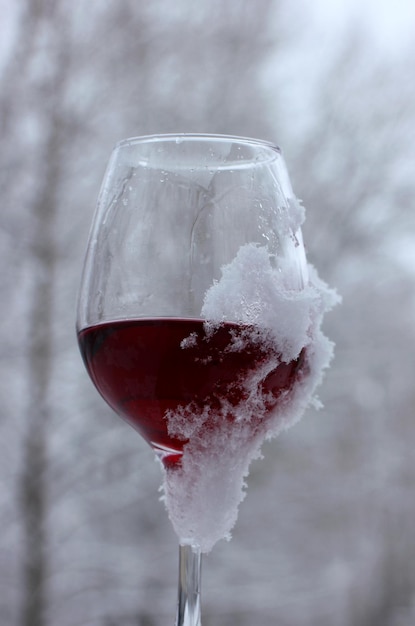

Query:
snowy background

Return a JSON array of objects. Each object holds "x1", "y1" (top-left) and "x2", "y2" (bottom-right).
[{"x1": 1, "y1": 1, "x2": 414, "y2": 625}]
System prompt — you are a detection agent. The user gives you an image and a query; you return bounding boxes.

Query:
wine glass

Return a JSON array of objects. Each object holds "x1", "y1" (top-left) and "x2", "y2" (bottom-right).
[{"x1": 76, "y1": 134, "x2": 335, "y2": 625}]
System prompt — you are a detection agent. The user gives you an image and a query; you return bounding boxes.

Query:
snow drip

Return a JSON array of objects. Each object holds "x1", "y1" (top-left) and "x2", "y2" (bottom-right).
[{"x1": 161, "y1": 242, "x2": 340, "y2": 553}]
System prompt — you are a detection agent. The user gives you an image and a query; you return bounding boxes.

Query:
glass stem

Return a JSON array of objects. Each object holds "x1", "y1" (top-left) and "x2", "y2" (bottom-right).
[{"x1": 175, "y1": 543, "x2": 202, "y2": 626}]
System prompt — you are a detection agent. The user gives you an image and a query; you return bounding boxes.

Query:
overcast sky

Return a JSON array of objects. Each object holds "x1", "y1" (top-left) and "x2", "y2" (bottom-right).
[{"x1": 311, "y1": 0, "x2": 415, "y2": 54}]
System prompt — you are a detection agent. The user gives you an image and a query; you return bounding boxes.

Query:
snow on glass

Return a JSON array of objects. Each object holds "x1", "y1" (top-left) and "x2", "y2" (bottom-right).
[{"x1": 162, "y1": 208, "x2": 340, "y2": 553}]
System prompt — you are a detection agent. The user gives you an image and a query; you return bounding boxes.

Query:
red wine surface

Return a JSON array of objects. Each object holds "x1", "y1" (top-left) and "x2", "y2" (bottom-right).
[{"x1": 78, "y1": 319, "x2": 303, "y2": 466}]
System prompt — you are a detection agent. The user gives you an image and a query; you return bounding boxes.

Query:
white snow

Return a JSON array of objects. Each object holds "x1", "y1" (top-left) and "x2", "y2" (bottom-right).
[{"x1": 161, "y1": 203, "x2": 340, "y2": 553}]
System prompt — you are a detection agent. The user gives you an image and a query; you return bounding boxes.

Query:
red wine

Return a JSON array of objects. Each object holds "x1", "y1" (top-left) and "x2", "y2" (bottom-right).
[{"x1": 78, "y1": 319, "x2": 304, "y2": 467}]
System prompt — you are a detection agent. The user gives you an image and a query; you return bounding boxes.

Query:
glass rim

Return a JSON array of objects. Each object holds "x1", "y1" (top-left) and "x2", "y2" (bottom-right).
[{"x1": 114, "y1": 133, "x2": 281, "y2": 154}]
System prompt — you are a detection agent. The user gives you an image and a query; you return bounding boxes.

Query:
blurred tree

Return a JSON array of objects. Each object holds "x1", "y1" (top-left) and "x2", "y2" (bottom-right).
[
  {"x1": 282, "y1": 34, "x2": 415, "y2": 626},
  {"x1": 0, "y1": 1, "x2": 75, "y2": 624}
]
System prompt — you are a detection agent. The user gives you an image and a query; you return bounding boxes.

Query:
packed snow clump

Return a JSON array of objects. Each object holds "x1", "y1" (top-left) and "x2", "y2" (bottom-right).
[{"x1": 161, "y1": 213, "x2": 340, "y2": 553}]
